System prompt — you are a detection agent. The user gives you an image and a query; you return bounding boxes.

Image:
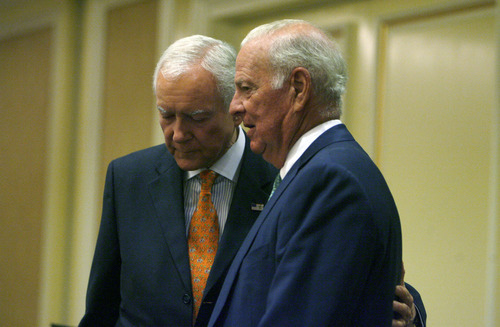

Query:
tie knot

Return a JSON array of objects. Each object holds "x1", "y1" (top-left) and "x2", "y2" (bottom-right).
[{"x1": 199, "y1": 170, "x2": 217, "y2": 192}]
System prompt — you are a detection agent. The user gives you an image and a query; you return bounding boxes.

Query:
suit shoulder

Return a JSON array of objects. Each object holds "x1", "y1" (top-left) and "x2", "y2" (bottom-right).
[
  {"x1": 111, "y1": 144, "x2": 168, "y2": 164},
  {"x1": 107, "y1": 144, "x2": 174, "y2": 174}
]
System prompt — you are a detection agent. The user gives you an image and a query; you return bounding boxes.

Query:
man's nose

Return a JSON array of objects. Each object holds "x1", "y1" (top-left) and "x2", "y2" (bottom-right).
[
  {"x1": 172, "y1": 119, "x2": 191, "y2": 142},
  {"x1": 229, "y1": 95, "x2": 244, "y2": 117}
]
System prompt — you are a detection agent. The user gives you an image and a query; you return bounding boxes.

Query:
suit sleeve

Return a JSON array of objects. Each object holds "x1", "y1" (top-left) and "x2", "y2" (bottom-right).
[
  {"x1": 405, "y1": 283, "x2": 427, "y2": 327},
  {"x1": 258, "y1": 162, "x2": 398, "y2": 326},
  {"x1": 79, "y1": 162, "x2": 121, "y2": 326}
]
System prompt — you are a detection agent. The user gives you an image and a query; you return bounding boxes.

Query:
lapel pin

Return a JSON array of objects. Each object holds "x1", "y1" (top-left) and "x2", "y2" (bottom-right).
[{"x1": 251, "y1": 203, "x2": 264, "y2": 211}]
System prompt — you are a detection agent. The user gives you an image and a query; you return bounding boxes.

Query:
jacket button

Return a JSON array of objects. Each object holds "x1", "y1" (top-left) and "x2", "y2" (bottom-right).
[{"x1": 183, "y1": 294, "x2": 191, "y2": 304}]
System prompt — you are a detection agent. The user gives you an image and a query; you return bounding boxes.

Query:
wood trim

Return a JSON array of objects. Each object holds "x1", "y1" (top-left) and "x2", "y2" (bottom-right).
[
  {"x1": 69, "y1": 0, "x2": 161, "y2": 323},
  {"x1": 207, "y1": 0, "x2": 334, "y2": 21}
]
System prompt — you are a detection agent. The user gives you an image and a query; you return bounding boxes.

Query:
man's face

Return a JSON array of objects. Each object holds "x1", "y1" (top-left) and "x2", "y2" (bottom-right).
[
  {"x1": 230, "y1": 39, "x2": 293, "y2": 168},
  {"x1": 156, "y1": 65, "x2": 237, "y2": 171}
]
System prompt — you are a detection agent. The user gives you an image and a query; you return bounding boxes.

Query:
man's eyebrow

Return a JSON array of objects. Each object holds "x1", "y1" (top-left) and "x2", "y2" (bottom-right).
[
  {"x1": 189, "y1": 109, "x2": 210, "y2": 116},
  {"x1": 157, "y1": 107, "x2": 212, "y2": 116}
]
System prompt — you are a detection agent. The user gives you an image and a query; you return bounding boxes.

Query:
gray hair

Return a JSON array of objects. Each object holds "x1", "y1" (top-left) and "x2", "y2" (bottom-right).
[
  {"x1": 153, "y1": 35, "x2": 236, "y2": 110},
  {"x1": 242, "y1": 19, "x2": 347, "y2": 118}
]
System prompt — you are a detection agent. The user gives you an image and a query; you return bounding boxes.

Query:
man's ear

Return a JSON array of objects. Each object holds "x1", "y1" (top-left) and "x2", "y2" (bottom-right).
[{"x1": 289, "y1": 67, "x2": 311, "y2": 112}]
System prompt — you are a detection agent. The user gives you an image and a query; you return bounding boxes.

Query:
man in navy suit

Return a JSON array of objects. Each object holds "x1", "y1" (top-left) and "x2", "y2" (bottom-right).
[
  {"x1": 209, "y1": 19, "x2": 403, "y2": 326},
  {"x1": 79, "y1": 35, "x2": 276, "y2": 326}
]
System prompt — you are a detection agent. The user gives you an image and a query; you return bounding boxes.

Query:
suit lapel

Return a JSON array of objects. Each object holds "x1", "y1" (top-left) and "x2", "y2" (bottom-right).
[
  {"x1": 210, "y1": 124, "x2": 355, "y2": 323},
  {"x1": 205, "y1": 144, "x2": 275, "y2": 293},
  {"x1": 209, "y1": 178, "x2": 279, "y2": 325},
  {"x1": 146, "y1": 135, "x2": 277, "y2": 310},
  {"x1": 148, "y1": 151, "x2": 192, "y2": 292},
  {"x1": 294, "y1": 124, "x2": 355, "y2": 169}
]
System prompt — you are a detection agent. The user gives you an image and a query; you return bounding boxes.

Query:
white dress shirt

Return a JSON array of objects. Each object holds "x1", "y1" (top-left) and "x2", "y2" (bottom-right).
[
  {"x1": 280, "y1": 120, "x2": 342, "y2": 179},
  {"x1": 183, "y1": 126, "x2": 245, "y2": 236}
]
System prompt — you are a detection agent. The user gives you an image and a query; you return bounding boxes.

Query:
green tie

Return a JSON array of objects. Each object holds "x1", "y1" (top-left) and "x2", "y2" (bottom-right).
[{"x1": 269, "y1": 174, "x2": 282, "y2": 199}]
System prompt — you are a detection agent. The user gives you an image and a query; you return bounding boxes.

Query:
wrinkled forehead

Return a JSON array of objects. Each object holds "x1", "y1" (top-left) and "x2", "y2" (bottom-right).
[
  {"x1": 236, "y1": 38, "x2": 272, "y2": 69},
  {"x1": 156, "y1": 67, "x2": 224, "y2": 108}
]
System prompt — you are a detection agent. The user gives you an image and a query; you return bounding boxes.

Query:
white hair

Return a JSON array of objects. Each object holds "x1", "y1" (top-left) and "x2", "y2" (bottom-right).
[
  {"x1": 242, "y1": 19, "x2": 348, "y2": 118},
  {"x1": 153, "y1": 35, "x2": 236, "y2": 110}
]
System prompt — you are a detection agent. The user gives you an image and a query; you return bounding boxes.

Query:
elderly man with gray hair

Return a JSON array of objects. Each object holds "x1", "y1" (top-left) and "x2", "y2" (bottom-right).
[
  {"x1": 79, "y1": 34, "x2": 276, "y2": 326},
  {"x1": 209, "y1": 19, "x2": 405, "y2": 327}
]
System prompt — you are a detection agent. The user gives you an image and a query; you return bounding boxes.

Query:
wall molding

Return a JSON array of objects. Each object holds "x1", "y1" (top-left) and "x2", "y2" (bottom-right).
[{"x1": 0, "y1": 2, "x2": 81, "y2": 326}]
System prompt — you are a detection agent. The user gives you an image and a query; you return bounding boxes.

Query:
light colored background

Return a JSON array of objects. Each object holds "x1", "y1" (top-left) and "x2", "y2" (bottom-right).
[{"x1": 0, "y1": 0, "x2": 498, "y2": 326}]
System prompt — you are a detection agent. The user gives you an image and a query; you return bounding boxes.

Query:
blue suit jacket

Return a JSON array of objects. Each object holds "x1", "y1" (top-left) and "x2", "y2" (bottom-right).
[
  {"x1": 209, "y1": 124, "x2": 402, "y2": 326},
  {"x1": 79, "y1": 137, "x2": 276, "y2": 326}
]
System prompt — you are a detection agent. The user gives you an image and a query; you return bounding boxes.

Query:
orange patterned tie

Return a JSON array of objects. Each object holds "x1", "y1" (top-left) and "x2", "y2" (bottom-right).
[{"x1": 188, "y1": 170, "x2": 219, "y2": 320}]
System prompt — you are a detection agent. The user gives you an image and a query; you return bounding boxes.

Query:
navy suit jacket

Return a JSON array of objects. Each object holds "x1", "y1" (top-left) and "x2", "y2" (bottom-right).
[
  {"x1": 209, "y1": 124, "x2": 402, "y2": 326},
  {"x1": 79, "y1": 137, "x2": 276, "y2": 326}
]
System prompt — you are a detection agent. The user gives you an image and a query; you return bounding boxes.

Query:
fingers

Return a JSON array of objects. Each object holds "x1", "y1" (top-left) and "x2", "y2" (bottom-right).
[
  {"x1": 394, "y1": 284, "x2": 414, "y2": 307},
  {"x1": 392, "y1": 316, "x2": 408, "y2": 327},
  {"x1": 393, "y1": 284, "x2": 417, "y2": 327},
  {"x1": 395, "y1": 262, "x2": 417, "y2": 326},
  {"x1": 393, "y1": 298, "x2": 412, "y2": 319}
]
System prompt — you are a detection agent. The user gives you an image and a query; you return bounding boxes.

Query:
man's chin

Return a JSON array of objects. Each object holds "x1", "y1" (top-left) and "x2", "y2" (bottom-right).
[
  {"x1": 174, "y1": 157, "x2": 202, "y2": 172},
  {"x1": 249, "y1": 142, "x2": 265, "y2": 156},
  {"x1": 250, "y1": 142, "x2": 273, "y2": 165}
]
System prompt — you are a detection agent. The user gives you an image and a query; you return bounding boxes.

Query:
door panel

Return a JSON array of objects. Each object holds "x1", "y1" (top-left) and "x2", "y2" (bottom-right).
[{"x1": 377, "y1": 6, "x2": 495, "y2": 326}]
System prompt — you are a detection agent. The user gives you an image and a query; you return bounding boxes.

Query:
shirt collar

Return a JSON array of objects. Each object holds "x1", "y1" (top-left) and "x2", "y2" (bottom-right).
[
  {"x1": 280, "y1": 119, "x2": 342, "y2": 179},
  {"x1": 186, "y1": 125, "x2": 245, "y2": 182}
]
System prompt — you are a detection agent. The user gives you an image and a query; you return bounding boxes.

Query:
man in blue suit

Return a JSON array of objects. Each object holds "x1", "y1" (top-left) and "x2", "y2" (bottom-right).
[
  {"x1": 79, "y1": 35, "x2": 276, "y2": 326},
  {"x1": 209, "y1": 19, "x2": 403, "y2": 326}
]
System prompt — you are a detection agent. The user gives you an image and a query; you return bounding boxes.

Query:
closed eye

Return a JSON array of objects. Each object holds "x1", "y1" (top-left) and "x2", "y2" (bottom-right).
[
  {"x1": 189, "y1": 110, "x2": 213, "y2": 122},
  {"x1": 235, "y1": 80, "x2": 253, "y2": 93}
]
